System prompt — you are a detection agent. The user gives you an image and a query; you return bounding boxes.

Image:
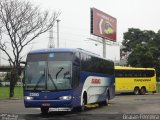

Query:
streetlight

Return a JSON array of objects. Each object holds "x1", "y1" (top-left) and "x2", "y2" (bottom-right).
[{"x1": 56, "y1": 19, "x2": 60, "y2": 48}]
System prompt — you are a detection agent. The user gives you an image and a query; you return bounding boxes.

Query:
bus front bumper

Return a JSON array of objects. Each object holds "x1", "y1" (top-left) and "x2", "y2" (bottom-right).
[{"x1": 24, "y1": 99, "x2": 72, "y2": 109}]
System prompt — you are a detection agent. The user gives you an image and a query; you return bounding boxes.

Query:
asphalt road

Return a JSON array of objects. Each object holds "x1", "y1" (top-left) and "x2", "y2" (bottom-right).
[{"x1": 0, "y1": 93, "x2": 160, "y2": 120}]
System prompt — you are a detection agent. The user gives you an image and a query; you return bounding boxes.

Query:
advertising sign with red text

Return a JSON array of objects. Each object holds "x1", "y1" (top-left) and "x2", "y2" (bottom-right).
[{"x1": 91, "y1": 8, "x2": 117, "y2": 41}]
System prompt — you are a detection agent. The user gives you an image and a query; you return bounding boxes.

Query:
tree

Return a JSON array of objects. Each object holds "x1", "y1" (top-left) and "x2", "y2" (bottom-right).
[
  {"x1": 122, "y1": 28, "x2": 160, "y2": 77},
  {"x1": 127, "y1": 43, "x2": 158, "y2": 67},
  {"x1": 4, "y1": 72, "x2": 11, "y2": 82},
  {"x1": 123, "y1": 28, "x2": 156, "y2": 52},
  {"x1": 0, "y1": 0, "x2": 60, "y2": 97}
]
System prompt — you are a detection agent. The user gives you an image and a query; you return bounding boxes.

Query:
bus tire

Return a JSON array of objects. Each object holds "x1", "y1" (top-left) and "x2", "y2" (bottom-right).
[
  {"x1": 81, "y1": 97, "x2": 86, "y2": 111},
  {"x1": 140, "y1": 87, "x2": 146, "y2": 95},
  {"x1": 104, "y1": 94, "x2": 109, "y2": 106},
  {"x1": 105, "y1": 91, "x2": 110, "y2": 106},
  {"x1": 41, "y1": 107, "x2": 49, "y2": 115},
  {"x1": 152, "y1": 91, "x2": 156, "y2": 93},
  {"x1": 134, "y1": 87, "x2": 140, "y2": 95},
  {"x1": 99, "y1": 91, "x2": 109, "y2": 106},
  {"x1": 77, "y1": 93, "x2": 87, "y2": 112}
]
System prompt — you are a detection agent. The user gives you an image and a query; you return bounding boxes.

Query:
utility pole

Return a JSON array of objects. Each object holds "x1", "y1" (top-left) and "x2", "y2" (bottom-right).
[
  {"x1": 56, "y1": 19, "x2": 60, "y2": 48},
  {"x1": 87, "y1": 37, "x2": 120, "y2": 58},
  {"x1": 103, "y1": 38, "x2": 106, "y2": 58},
  {"x1": 87, "y1": 37, "x2": 107, "y2": 58},
  {"x1": 48, "y1": 25, "x2": 55, "y2": 48}
]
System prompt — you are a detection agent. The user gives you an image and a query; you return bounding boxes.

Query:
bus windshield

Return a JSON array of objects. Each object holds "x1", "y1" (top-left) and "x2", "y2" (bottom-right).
[{"x1": 24, "y1": 53, "x2": 73, "y2": 91}]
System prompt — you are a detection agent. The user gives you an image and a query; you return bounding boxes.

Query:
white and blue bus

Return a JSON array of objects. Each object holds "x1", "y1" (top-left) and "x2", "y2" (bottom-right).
[{"x1": 23, "y1": 48, "x2": 115, "y2": 114}]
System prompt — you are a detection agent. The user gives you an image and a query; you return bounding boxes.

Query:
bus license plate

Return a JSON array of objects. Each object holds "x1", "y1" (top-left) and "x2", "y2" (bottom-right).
[{"x1": 42, "y1": 103, "x2": 50, "y2": 107}]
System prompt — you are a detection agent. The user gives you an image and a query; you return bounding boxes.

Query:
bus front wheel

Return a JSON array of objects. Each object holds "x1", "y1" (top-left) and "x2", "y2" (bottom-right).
[
  {"x1": 76, "y1": 96, "x2": 87, "y2": 112},
  {"x1": 41, "y1": 107, "x2": 49, "y2": 115},
  {"x1": 81, "y1": 97, "x2": 85, "y2": 111},
  {"x1": 134, "y1": 87, "x2": 140, "y2": 95}
]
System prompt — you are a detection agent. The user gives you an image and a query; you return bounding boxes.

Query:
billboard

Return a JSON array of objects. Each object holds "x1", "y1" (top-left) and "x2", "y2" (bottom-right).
[{"x1": 91, "y1": 8, "x2": 117, "y2": 41}]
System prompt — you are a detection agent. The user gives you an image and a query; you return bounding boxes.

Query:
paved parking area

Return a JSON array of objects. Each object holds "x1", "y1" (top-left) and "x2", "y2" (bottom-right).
[{"x1": 0, "y1": 93, "x2": 160, "y2": 120}]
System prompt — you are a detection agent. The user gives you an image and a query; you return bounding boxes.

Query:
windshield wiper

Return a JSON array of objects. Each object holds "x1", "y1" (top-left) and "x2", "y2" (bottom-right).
[
  {"x1": 34, "y1": 74, "x2": 45, "y2": 90},
  {"x1": 34, "y1": 68, "x2": 45, "y2": 90},
  {"x1": 56, "y1": 67, "x2": 64, "y2": 79},
  {"x1": 48, "y1": 73, "x2": 58, "y2": 90}
]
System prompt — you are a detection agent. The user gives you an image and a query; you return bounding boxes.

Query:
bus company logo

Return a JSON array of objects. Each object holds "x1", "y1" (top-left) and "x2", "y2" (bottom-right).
[
  {"x1": 91, "y1": 79, "x2": 101, "y2": 84},
  {"x1": 134, "y1": 79, "x2": 151, "y2": 82}
]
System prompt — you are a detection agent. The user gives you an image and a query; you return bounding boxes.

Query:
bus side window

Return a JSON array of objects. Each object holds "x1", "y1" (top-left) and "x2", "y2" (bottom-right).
[
  {"x1": 134, "y1": 71, "x2": 138, "y2": 77},
  {"x1": 128, "y1": 70, "x2": 132, "y2": 77},
  {"x1": 138, "y1": 71, "x2": 142, "y2": 77},
  {"x1": 147, "y1": 70, "x2": 154, "y2": 77},
  {"x1": 80, "y1": 53, "x2": 87, "y2": 71},
  {"x1": 72, "y1": 66, "x2": 80, "y2": 89},
  {"x1": 115, "y1": 71, "x2": 119, "y2": 77},
  {"x1": 74, "y1": 52, "x2": 80, "y2": 66},
  {"x1": 124, "y1": 71, "x2": 128, "y2": 77},
  {"x1": 142, "y1": 71, "x2": 146, "y2": 77},
  {"x1": 116, "y1": 70, "x2": 123, "y2": 77}
]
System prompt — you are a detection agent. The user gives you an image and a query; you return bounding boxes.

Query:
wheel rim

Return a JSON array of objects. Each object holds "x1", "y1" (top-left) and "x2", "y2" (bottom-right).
[
  {"x1": 141, "y1": 88, "x2": 146, "y2": 94},
  {"x1": 106, "y1": 95, "x2": 109, "y2": 105},
  {"x1": 81, "y1": 98, "x2": 85, "y2": 111},
  {"x1": 134, "y1": 88, "x2": 139, "y2": 95}
]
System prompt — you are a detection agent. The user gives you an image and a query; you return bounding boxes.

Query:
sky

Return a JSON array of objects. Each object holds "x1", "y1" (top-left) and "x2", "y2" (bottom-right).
[{"x1": 2, "y1": 0, "x2": 160, "y2": 65}]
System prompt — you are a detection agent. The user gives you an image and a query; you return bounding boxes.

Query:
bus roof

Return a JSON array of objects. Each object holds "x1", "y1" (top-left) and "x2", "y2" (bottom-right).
[
  {"x1": 115, "y1": 66, "x2": 155, "y2": 71},
  {"x1": 29, "y1": 48, "x2": 98, "y2": 56},
  {"x1": 30, "y1": 48, "x2": 77, "y2": 54},
  {"x1": 29, "y1": 48, "x2": 112, "y2": 61}
]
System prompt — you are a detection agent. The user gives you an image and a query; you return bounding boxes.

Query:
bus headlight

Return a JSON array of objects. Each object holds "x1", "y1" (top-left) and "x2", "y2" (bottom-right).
[
  {"x1": 59, "y1": 95, "x2": 72, "y2": 100},
  {"x1": 25, "y1": 96, "x2": 34, "y2": 100}
]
